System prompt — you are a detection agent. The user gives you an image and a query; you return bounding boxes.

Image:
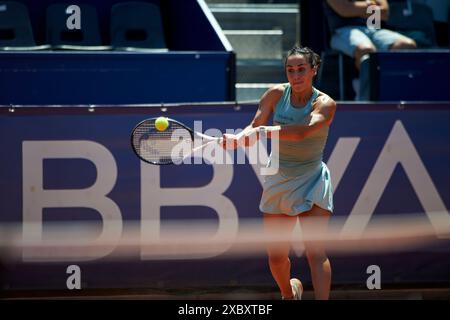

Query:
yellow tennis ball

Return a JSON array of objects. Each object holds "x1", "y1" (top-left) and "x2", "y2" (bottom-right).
[{"x1": 155, "y1": 117, "x2": 169, "y2": 131}]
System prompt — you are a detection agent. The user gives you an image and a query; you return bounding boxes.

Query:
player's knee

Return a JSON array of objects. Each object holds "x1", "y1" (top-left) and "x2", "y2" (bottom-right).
[{"x1": 306, "y1": 250, "x2": 328, "y2": 266}]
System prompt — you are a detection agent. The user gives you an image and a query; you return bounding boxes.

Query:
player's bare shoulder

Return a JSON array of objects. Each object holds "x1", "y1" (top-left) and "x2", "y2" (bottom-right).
[
  {"x1": 261, "y1": 83, "x2": 285, "y2": 101},
  {"x1": 312, "y1": 89, "x2": 337, "y2": 125},
  {"x1": 313, "y1": 89, "x2": 336, "y2": 110},
  {"x1": 259, "y1": 83, "x2": 287, "y2": 112}
]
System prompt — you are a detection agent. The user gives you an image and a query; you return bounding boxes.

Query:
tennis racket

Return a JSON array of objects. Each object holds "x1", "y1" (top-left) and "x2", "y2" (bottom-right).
[{"x1": 131, "y1": 117, "x2": 222, "y2": 165}]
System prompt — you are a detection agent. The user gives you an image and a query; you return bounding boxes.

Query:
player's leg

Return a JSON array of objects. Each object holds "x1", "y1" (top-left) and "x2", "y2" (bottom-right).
[
  {"x1": 298, "y1": 205, "x2": 332, "y2": 300},
  {"x1": 263, "y1": 213, "x2": 298, "y2": 299}
]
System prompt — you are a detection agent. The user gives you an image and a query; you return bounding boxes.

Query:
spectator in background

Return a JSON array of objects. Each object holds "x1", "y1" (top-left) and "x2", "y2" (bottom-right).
[
  {"x1": 413, "y1": 0, "x2": 450, "y2": 47},
  {"x1": 324, "y1": 0, "x2": 417, "y2": 100}
]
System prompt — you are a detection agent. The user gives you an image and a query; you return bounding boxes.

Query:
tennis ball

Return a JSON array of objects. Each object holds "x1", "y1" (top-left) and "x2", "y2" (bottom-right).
[{"x1": 155, "y1": 116, "x2": 169, "y2": 131}]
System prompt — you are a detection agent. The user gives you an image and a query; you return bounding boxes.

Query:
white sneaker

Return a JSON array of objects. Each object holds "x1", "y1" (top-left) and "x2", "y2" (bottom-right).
[{"x1": 290, "y1": 278, "x2": 303, "y2": 300}]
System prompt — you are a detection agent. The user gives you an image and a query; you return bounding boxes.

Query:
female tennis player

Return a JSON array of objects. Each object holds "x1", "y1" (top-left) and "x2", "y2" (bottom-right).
[{"x1": 223, "y1": 46, "x2": 336, "y2": 300}]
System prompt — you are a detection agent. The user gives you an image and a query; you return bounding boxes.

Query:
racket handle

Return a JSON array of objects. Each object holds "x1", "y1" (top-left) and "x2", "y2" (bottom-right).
[
  {"x1": 231, "y1": 126, "x2": 281, "y2": 142},
  {"x1": 194, "y1": 131, "x2": 221, "y2": 142},
  {"x1": 258, "y1": 125, "x2": 281, "y2": 133},
  {"x1": 181, "y1": 139, "x2": 222, "y2": 162},
  {"x1": 240, "y1": 126, "x2": 281, "y2": 136}
]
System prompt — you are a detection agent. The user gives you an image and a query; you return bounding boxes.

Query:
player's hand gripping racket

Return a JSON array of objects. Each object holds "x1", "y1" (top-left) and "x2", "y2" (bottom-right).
[{"x1": 131, "y1": 117, "x2": 222, "y2": 165}]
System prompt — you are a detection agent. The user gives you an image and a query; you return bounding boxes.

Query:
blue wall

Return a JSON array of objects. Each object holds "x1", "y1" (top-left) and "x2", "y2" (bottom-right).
[
  {"x1": 0, "y1": 51, "x2": 233, "y2": 104},
  {"x1": 1, "y1": 102, "x2": 450, "y2": 290},
  {"x1": 370, "y1": 51, "x2": 450, "y2": 101}
]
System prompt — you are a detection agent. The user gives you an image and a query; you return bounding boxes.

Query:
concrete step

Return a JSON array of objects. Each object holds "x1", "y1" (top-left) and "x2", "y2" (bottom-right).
[
  {"x1": 236, "y1": 59, "x2": 285, "y2": 83},
  {"x1": 208, "y1": 3, "x2": 299, "y2": 53},
  {"x1": 236, "y1": 83, "x2": 276, "y2": 102},
  {"x1": 206, "y1": 0, "x2": 300, "y2": 6},
  {"x1": 224, "y1": 29, "x2": 283, "y2": 60}
]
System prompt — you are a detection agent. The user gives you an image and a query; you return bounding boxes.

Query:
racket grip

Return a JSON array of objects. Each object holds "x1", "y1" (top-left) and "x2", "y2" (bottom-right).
[{"x1": 258, "y1": 125, "x2": 281, "y2": 133}]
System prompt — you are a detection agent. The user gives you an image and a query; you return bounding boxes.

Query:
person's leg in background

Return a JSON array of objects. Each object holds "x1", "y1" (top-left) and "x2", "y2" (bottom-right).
[
  {"x1": 372, "y1": 28, "x2": 417, "y2": 51},
  {"x1": 331, "y1": 26, "x2": 376, "y2": 100},
  {"x1": 331, "y1": 26, "x2": 377, "y2": 69},
  {"x1": 358, "y1": 55, "x2": 371, "y2": 101}
]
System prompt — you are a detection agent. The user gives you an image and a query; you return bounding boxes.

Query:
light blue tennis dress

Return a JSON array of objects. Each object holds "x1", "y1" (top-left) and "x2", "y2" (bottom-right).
[{"x1": 259, "y1": 84, "x2": 334, "y2": 216}]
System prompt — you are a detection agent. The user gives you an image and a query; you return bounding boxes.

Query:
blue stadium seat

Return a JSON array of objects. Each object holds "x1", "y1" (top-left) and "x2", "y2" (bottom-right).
[
  {"x1": 110, "y1": 1, "x2": 168, "y2": 51},
  {"x1": 387, "y1": 1, "x2": 438, "y2": 48},
  {"x1": 0, "y1": 1, "x2": 49, "y2": 50},
  {"x1": 46, "y1": 3, "x2": 111, "y2": 50}
]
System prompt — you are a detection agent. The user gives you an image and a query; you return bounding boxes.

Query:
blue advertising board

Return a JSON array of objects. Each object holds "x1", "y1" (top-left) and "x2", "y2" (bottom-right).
[
  {"x1": 0, "y1": 51, "x2": 234, "y2": 105},
  {"x1": 1, "y1": 102, "x2": 450, "y2": 290}
]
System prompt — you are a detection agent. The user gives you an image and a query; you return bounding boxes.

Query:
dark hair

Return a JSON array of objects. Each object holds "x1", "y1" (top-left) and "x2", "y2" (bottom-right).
[{"x1": 285, "y1": 46, "x2": 321, "y2": 70}]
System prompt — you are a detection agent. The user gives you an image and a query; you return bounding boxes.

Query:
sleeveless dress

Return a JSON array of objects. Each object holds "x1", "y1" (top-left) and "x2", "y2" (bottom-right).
[{"x1": 259, "y1": 84, "x2": 334, "y2": 215}]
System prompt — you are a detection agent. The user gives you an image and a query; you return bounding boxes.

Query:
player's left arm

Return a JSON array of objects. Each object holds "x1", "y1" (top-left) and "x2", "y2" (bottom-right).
[{"x1": 264, "y1": 94, "x2": 336, "y2": 141}]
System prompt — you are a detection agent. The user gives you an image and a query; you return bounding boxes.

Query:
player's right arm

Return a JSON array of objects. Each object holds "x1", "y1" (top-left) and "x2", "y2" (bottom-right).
[{"x1": 249, "y1": 84, "x2": 284, "y2": 127}]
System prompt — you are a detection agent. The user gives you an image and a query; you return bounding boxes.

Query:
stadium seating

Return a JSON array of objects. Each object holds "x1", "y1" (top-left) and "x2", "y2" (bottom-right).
[
  {"x1": 46, "y1": 3, "x2": 111, "y2": 50},
  {"x1": 0, "y1": 0, "x2": 234, "y2": 104},
  {"x1": 110, "y1": 1, "x2": 167, "y2": 51},
  {"x1": 0, "y1": 1, "x2": 49, "y2": 50},
  {"x1": 2, "y1": 1, "x2": 171, "y2": 52}
]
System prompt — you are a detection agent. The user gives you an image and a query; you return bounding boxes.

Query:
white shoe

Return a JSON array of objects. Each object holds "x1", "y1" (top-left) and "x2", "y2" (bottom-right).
[{"x1": 290, "y1": 278, "x2": 303, "y2": 300}]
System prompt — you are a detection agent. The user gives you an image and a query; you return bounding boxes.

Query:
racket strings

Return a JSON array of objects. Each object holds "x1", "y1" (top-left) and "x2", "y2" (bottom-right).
[{"x1": 132, "y1": 120, "x2": 192, "y2": 164}]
